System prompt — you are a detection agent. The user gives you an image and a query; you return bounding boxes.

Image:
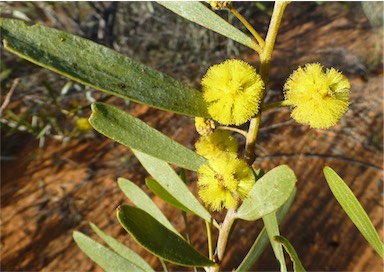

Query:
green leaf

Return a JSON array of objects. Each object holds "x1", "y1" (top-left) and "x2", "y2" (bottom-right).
[
  {"x1": 133, "y1": 150, "x2": 211, "y2": 222},
  {"x1": 157, "y1": 2, "x2": 257, "y2": 51},
  {"x1": 263, "y1": 212, "x2": 287, "y2": 272},
  {"x1": 274, "y1": 235, "x2": 306, "y2": 272},
  {"x1": 117, "y1": 178, "x2": 179, "y2": 235},
  {"x1": 89, "y1": 102, "x2": 206, "y2": 171},
  {"x1": 146, "y1": 178, "x2": 193, "y2": 213},
  {"x1": 236, "y1": 188, "x2": 296, "y2": 272},
  {"x1": 73, "y1": 231, "x2": 145, "y2": 272},
  {"x1": 236, "y1": 165, "x2": 297, "y2": 221},
  {"x1": 90, "y1": 223, "x2": 155, "y2": 272},
  {"x1": 0, "y1": 18, "x2": 209, "y2": 117},
  {"x1": 117, "y1": 205, "x2": 215, "y2": 267},
  {"x1": 323, "y1": 166, "x2": 384, "y2": 258}
]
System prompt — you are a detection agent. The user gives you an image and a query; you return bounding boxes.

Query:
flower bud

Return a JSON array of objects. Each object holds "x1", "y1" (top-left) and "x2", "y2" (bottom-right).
[
  {"x1": 195, "y1": 117, "x2": 215, "y2": 136},
  {"x1": 207, "y1": 1, "x2": 232, "y2": 10}
]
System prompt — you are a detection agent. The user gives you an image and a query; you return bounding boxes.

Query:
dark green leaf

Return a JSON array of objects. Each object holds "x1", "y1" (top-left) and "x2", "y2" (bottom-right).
[
  {"x1": 117, "y1": 178, "x2": 179, "y2": 235},
  {"x1": 89, "y1": 102, "x2": 206, "y2": 171},
  {"x1": 117, "y1": 205, "x2": 215, "y2": 267},
  {"x1": 237, "y1": 165, "x2": 297, "y2": 221},
  {"x1": 157, "y1": 2, "x2": 258, "y2": 50},
  {"x1": 73, "y1": 231, "x2": 145, "y2": 272},
  {"x1": 324, "y1": 166, "x2": 384, "y2": 258},
  {"x1": 274, "y1": 235, "x2": 306, "y2": 272},
  {"x1": 0, "y1": 18, "x2": 209, "y2": 117},
  {"x1": 146, "y1": 178, "x2": 193, "y2": 213},
  {"x1": 90, "y1": 223, "x2": 154, "y2": 272}
]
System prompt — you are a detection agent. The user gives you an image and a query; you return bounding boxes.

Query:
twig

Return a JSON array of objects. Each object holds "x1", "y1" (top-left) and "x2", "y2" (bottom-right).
[{"x1": 0, "y1": 78, "x2": 19, "y2": 116}]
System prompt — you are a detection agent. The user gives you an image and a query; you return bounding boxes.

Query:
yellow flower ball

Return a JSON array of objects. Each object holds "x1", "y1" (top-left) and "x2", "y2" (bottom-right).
[
  {"x1": 76, "y1": 117, "x2": 92, "y2": 132},
  {"x1": 284, "y1": 63, "x2": 350, "y2": 129},
  {"x1": 202, "y1": 59, "x2": 264, "y2": 126},
  {"x1": 195, "y1": 130, "x2": 238, "y2": 159},
  {"x1": 197, "y1": 154, "x2": 255, "y2": 211}
]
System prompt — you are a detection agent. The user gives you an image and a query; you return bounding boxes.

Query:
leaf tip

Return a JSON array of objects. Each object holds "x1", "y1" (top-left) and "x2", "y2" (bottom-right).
[
  {"x1": 116, "y1": 205, "x2": 122, "y2": 213},
  {"x1": 72, "y1": 230, "x2": 81, "y2": 240}
]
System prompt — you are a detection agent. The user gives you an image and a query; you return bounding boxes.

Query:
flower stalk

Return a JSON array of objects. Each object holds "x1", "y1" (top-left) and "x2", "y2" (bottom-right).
[
  {"x1": 228, "y1": 3, "x2": 265, "y2": 52},
  {"x1": 217, "y1": 126, "x2": 248, "y2": 138},
  {"x1": 245, "y1": 1, "x2": 290, "y2": 165},
  {"x1": 261, "y1": 100, "x2": 291, "y2": 112}
]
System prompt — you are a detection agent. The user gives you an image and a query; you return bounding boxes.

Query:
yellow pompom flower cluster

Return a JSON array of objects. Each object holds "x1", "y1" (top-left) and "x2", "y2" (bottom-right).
[
  {"x1": 76, "y1": 117, "x2": 92, "y2": 132},
  {"x1": 284, "y1": 63, "x2": 350, "y2": 129},
  {"x1": 198, "y1": 153, "x2": 255, "y2": 211},
  {"x1": 195, "y1": 130, "x2": 238, "y2": 159},
  {"x1": 195, "y1": 130, "x2": 255, "y2": 211},
  {"x1": 202, "y1": 59, "x2": 264, "y2": 126}
]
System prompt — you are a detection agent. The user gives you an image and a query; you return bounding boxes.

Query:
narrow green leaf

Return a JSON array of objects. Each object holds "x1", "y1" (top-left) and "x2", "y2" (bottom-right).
[
  {"x1": 73, "y1": 231, "x2": 144, "y2": 272},
  {"x1": 117, "y1": 178, "x2": 179, "y2": 235},
  {"x1": 237, "y1": 165, "x2": 297, "y2": 221},
  {"x1": 263, "y1": 212, "x2": 287, "y2": 272},
  {"x1": 133, "y1": 150, "x2": 211, "y2": 222},
  {"x1": 323, "y1": 166, "x2": 384, "y2": 258},
  {"x1": 157, "y1": 2, "x2": 257, "y2": 50},
  {"x1": 236, "y1": 188, "x2": 296, "y2": 272},
  {"x1": 90, "y1": 223, "x2": 154, "y2": 272},
  {"x1": 117, "y1": 205, "x2": 215, "y2": 267},
  {"x1": 146, "y1": 178, "x2": 193, "y2": 213},
  {"x1": 89, "y1": 102, "x2": 206, "y2": 171},
  {"x1": 0, "y1": 18, "x2": 209, "y2": 117},
  {"x1": 274, "y1": 235, "x2": 306, "y2": 272}
]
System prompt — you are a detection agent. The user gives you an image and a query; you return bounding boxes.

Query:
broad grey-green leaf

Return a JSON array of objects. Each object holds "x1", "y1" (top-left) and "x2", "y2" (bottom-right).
[
  {"x1": 236, "y1": 165, "x2": 297, "y2": 221},
  {"x1": 274, "y1": 235, "x2": 306, "y2": 272},
  {"x1": 90, "y1": 223, "x2": 154, "y2": 272},
  {"x1": 324, "y1": 166, "x2": 384, "y2": 258},
  {"x1": 89, "y1": 102, "x2": 206, "y2": 171},
  {"x1": 117, "y1": 178, "x2": 179, "y2": 235},
  {"x1": 0, "y1": 18, "x2": 209, "y2": 117},
  {"x1": 157, "y1": 2, "x2": 258, "y2": 50},
  {"x1": 73, "y1": 231, "x2": 144, "y2": 272},
  {"x1": 146, "y1": 178, "x2": 193, "y2": 213},
  {"x1": 236, "y1": 188, "x2": 296, "y2": 272},
  {"x1": 133, "y1": 150, "x2": 211, "y2": 222},
  {"x1": 117, "y1": 205, "x2": 215, "y2": 267}
]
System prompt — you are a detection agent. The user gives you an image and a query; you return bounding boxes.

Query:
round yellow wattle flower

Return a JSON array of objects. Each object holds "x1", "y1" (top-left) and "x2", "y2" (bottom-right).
[
  {"x1": 202, "y1": 59, "x2": 264, "y2": 126},
  {"x1": 76, "y1": 118, "x2": 91, "y2": 132},
  {"x1": 197, "y1": 154, "x2": 255, "y2": 211},
  {"x1": 195, "y1": 130, "x2": 238, "y2": 159},
  {"x1": 284, "y1": 63, "x2": 350, "y2": 129}
]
